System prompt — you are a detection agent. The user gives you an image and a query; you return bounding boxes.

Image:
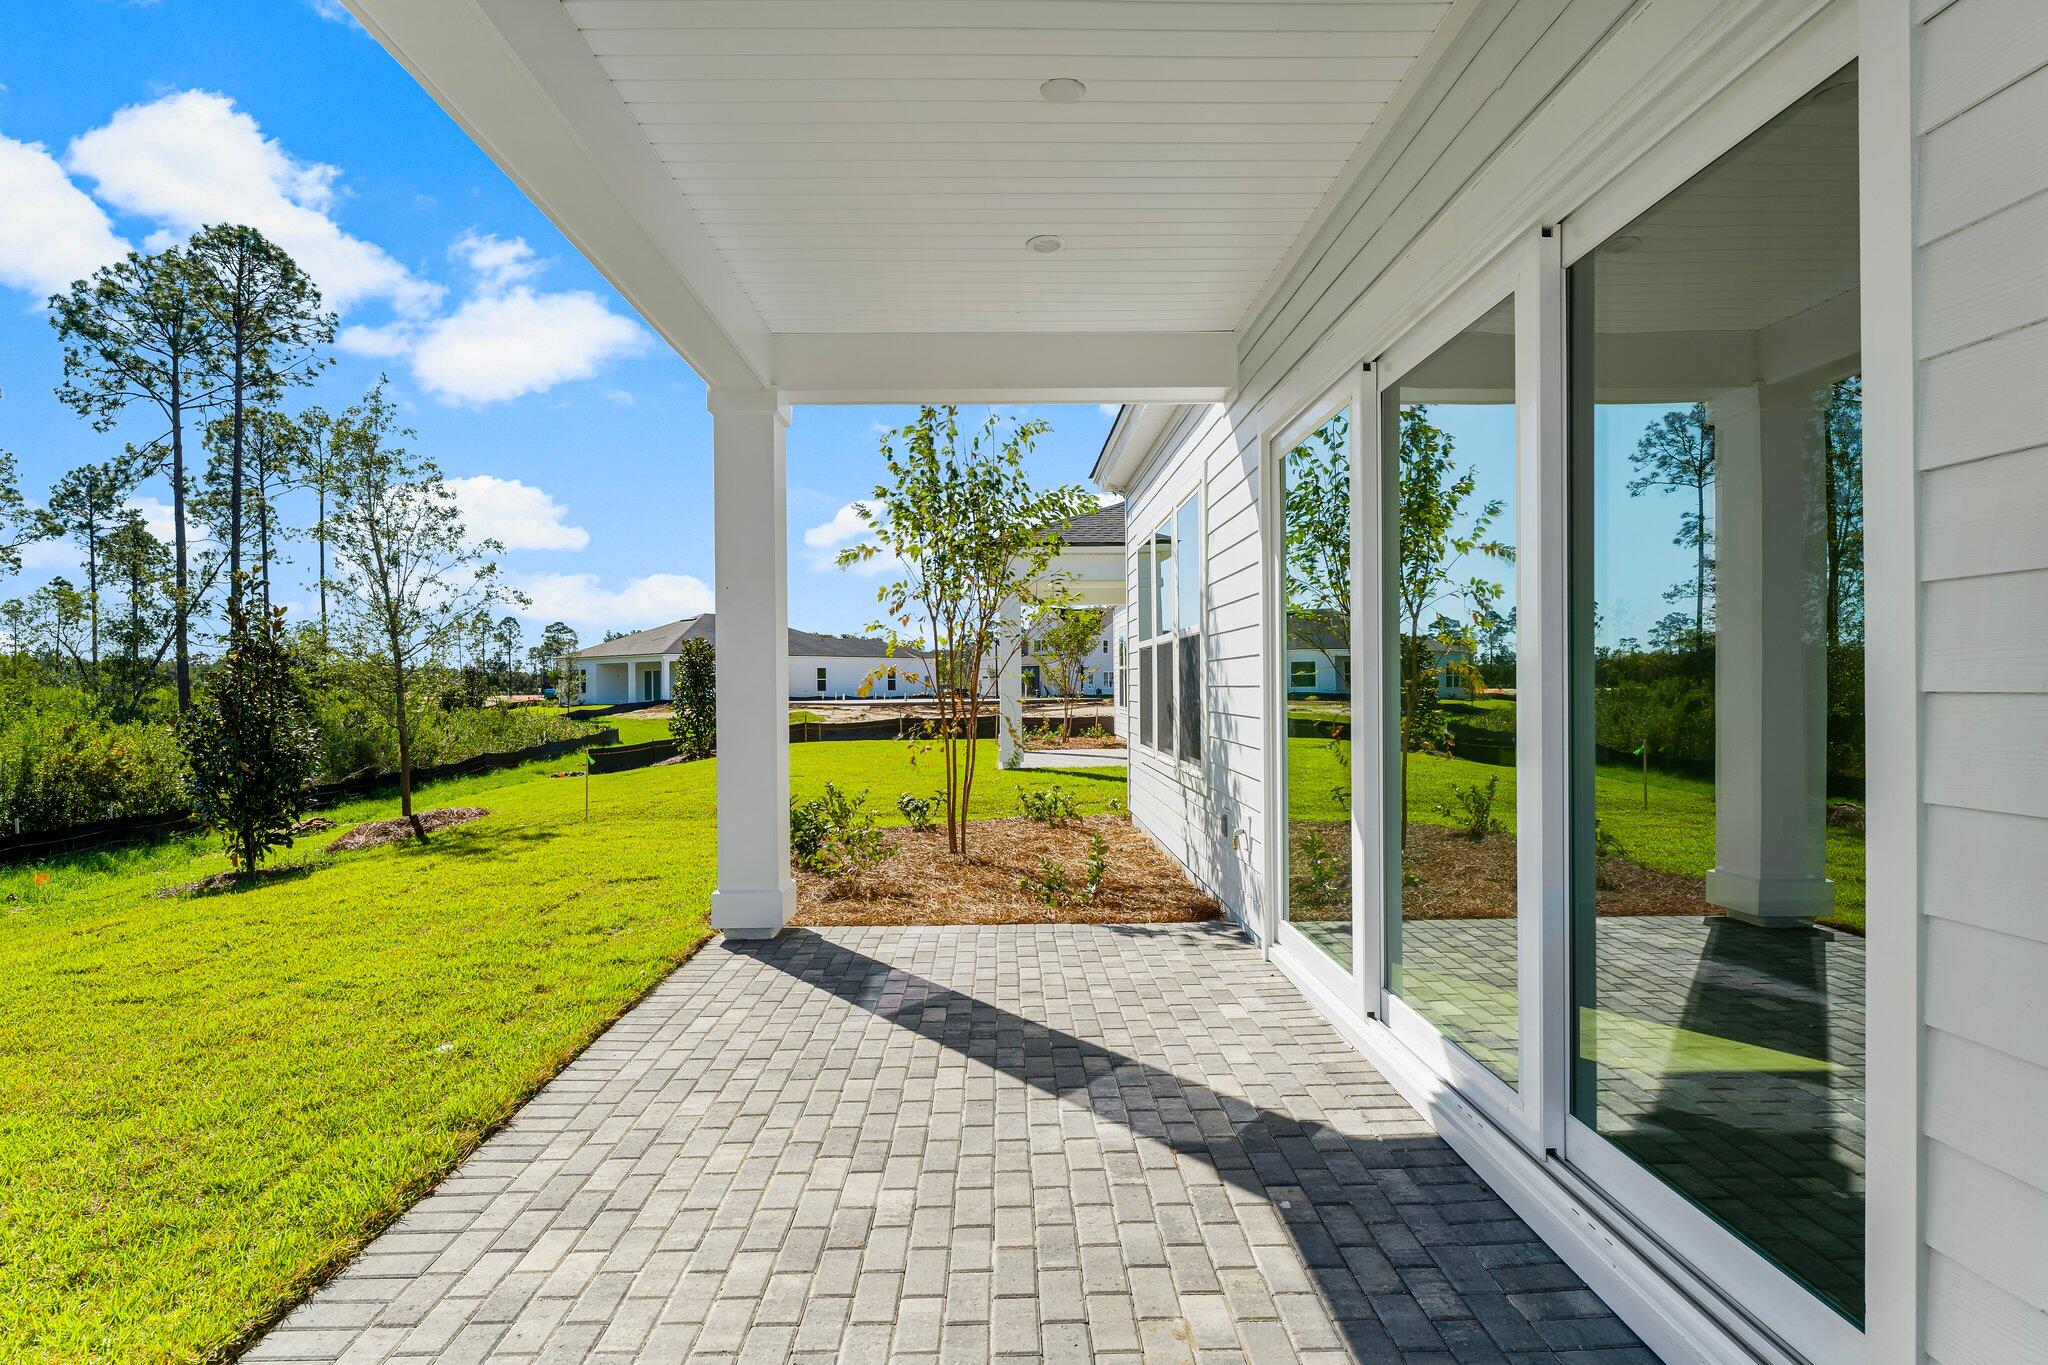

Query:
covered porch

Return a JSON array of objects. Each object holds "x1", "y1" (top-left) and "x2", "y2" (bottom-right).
[{"x1": 336, "y1": 1, "x2": 1981, "y2": 1362}]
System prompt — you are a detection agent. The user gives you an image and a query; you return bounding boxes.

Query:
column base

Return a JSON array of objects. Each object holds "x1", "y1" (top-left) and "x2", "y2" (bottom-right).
[
  {"x1": 1706, "y1": 869, "x2": 1833, "y2": 927},
  {"x1": 711, "y1": 881, "x2": 797, "y2": 939}
]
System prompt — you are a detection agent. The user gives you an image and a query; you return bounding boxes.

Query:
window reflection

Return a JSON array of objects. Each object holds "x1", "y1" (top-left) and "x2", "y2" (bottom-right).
[
  {"x1": 1568, "y1": 64, "x2": 1865, "y2": 1322},
  {"x1": 1282, "y1": 411, "x2": 1353, "y2": 966},
  {"x1": 1384, "y1": 298, "x2": 1521, "y2": 1086}
]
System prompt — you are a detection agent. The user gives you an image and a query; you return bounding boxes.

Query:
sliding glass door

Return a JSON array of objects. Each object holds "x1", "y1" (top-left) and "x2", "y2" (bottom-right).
[
  {"x1": 1277, "y1": 403, "x2": 1359, "y2": 983},
  {"x1": 1565, "y1": 64, "x2": 1867, "y2": 1331},
  {"x1": 1379, "y1": 300, "x2": 1524, "y2": 1093}
]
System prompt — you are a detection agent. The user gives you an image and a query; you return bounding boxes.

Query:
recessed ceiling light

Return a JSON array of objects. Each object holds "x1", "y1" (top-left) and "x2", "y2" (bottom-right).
[
  {"x1": 1039, "y1": 77, "x2": 1086, "y2": 103},
  {"x1": 1601, "y1": 235, "x2": 1643, "y2": 255},
  {"x1": 1026, "y1": 235, "x2": 1064, "y2": 254}
]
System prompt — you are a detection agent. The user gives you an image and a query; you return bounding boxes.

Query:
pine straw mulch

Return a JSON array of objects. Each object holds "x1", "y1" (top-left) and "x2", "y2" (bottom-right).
[
  {"x1": 325, "y1": 807, "x2": 491, "y2": 852},
  {"x1": 793, "y1": 815, "x2": 1220, "y2": 927},
  {"x1": 1023, "y1": 734, "x2": 1127, "y2": 751},
  {"x1": 1397, "y1": 822, "x2": 1709, "y2": 919}
]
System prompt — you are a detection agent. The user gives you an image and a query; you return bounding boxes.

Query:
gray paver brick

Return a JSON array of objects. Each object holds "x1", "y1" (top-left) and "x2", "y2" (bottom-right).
[{"x1": 252, "y1": 925, "x2": 1647, "y2": 1362}]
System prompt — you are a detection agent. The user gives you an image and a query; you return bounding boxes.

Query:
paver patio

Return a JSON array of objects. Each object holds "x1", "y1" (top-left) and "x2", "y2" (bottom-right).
[{"x1": 252, "y1": 923, "x2": 1651, "y2": 1363}]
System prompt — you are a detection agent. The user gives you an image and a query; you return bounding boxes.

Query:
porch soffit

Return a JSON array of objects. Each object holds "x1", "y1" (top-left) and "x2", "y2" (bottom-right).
[{"x1": 345, "y1": 0, "x2": 1465, "y2": 397}]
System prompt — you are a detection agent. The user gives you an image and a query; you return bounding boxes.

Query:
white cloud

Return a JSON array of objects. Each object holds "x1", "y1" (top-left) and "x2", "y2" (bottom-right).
[
  {"x1": 446, "y1": 475, "x2": 588, "y2": 551},
  {"x1": 802, "y1": 502, "x2": 871, "y2": 550},
  {"x1": 510, "y1": 571, "x2": 712, "y2": 636},
  {"x1": 409, "y1": 284, "x2": 646, "y2": 406},
  {"x1": 450, "y1": 230, "x2": 539, "y2": 290},
  {"x1": 1098, "y1": 404, "x2": 1121, "y2": 418},
  {"x1": 0, "y1": 132, "x2": 130, "y2": 299},
  {"x1": 335, "y1": 321, "x2": 414, "y2": 358},
  {"x1": 129, "y1": 495, "x2": 179, "y2": 543},
  {"x1": 801, "y1": 501, "x2": 897, "y2": 576},
  {"x1": 602, "y1": 389, "x2": 634, "y2": 406},
  {"x1": 65, "y1": 90, "x2": 442, "y2": 317}
]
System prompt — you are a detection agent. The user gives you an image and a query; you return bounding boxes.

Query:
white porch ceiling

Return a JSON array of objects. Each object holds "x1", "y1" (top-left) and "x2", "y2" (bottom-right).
[{"x1": 560, "y1": 0, "x2": 1455, "y2": 335}]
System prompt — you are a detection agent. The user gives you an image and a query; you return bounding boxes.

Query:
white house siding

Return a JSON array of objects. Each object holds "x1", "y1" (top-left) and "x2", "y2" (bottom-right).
[
  {"x1": 1125, "y1": 405, "x2": 1264, "y2": 935},
  {"x1": 1911, "y1": 3, "x2": 2048, "y2": 1360}
]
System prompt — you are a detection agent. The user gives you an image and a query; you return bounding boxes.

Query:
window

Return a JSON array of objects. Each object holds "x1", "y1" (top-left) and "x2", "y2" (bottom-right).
[
  {"x1": 1568, "y1": 65, "x2": 1865, "y2": 1323},
  {"x1": 1280, "y1": 409, "x2": 1354, "y2": 966},
  {"x1": 1129, "y1": 492, "x2": 1203, "y2": 759},
  {"x1": 815, "y1": 667, "x2": 827, "y2": 693},
  {"x1": 1384, "y1": 294, "x2": 1520, "y2": 1088},
  {"x1": 886, "y1": 668, "x2": 897, "y2": 692}
]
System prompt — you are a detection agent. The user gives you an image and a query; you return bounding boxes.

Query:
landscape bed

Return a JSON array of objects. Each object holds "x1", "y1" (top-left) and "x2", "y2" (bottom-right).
[{"x1": 795, "y1": 813, "x2": 1216, "y2": 926}]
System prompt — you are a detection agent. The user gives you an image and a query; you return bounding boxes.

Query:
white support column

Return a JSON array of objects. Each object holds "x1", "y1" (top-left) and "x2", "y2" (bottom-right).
[
  {"x1": 1706, "y1": 382, "x2": 1832, "y2": 926},
  {"x1": 997, "y1": 598, "x2": 1025, "y2": 768},
  {"x1": 660, "y1": 657, "x2": 672, "y2": 703},
  {"x1": 709, "y1": 386, "x2": 794, "y2": 939}
]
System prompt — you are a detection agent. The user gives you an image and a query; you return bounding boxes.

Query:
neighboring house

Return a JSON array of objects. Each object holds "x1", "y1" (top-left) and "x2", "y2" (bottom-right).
[
  {"x1": 571, "y1": 615, "x2": 933, "y2": 703},
  {"x1": 354, "y1": 7, "x2": 2044, "y2": 1363}
]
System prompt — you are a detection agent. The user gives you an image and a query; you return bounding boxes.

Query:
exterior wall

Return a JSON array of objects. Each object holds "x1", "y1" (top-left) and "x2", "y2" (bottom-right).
[
  {"x1": 1907, "y1": 3, "x2": 2048, "y2": 1359},
  {"x1": 1125, "y1": 405, "x2": 1264, "y2": 932},
  {"x1": 583, "y1": 654, "x2": 934, "y2": 702}
]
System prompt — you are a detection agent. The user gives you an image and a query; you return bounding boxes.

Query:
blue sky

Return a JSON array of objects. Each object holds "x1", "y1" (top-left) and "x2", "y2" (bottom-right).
[
  {"x1": 1423, "y1": 402, "x2": 1704, "y2": 650},
  {"x1": 0, "y1": 1, "x2": 1113, "y2": 646}
]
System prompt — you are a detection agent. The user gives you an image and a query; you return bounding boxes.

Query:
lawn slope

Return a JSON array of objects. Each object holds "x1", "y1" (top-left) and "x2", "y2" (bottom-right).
[{"x1": 0, "y1": 742, "x2": 1121, "y2": 1361}]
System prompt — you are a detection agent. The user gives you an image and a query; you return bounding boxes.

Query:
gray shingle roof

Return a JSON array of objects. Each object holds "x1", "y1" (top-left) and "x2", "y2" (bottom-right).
[
  {"x1": 571, "y1": 614, "x2": 909, "y2": 660},
  {"x1": 1060, "y1": 503, "x2": 1125, "y2": 546}
]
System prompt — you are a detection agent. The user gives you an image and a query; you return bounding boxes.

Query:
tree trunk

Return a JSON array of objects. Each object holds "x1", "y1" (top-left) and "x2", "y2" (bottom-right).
[
  {"x1": 390, "y1": 641, "x2": 423, "y2": 839},
  {"x1": 316, "y1": 487, "x2": 328, "y2": 646},
  {"x1": 229, "y1": 323, "x2": 245, "y2": 593},
  {"x1": 169, "y1": 374, "x2": 191, "y2": 712}
]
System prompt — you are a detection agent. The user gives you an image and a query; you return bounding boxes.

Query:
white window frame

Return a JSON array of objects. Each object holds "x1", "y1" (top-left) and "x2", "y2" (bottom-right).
[
  {"x1": 1246, "y1": 9, "x2": 1889, "y2": 1362},
  {"x1": 1135, "y1": 490, "x2": 1205, "y2": 771},
  {"x1": 1262, "y1": 371, "x2": 1376, "y2": 1010}
]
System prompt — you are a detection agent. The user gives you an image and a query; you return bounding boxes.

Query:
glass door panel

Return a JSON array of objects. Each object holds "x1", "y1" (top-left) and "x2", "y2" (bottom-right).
[
  {"x1": 1567, "y1": 64, "x2": 1866, "y2": 1324},
  {"x1": 1382, "y1": 298, "x2": 1522, "y2": 1088},
  {"x1": 1280, "y1": 409, "x2": 1355, "y2": 969}
]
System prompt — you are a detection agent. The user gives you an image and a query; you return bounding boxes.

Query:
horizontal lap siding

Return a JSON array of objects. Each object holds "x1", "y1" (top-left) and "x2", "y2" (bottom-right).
[
  {"x1": 1915, "y1": 3, "x2": 2048, "y2": 1358},
  {"x1": 1125, "y1": 406, "x2": 1264, "y2": 931}
]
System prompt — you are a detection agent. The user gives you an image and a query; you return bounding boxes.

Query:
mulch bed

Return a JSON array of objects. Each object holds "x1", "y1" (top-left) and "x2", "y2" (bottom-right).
[
  {"x1": 794, "y1": 815, "x2": 1220, "y2": 927},
  {"x1": 326, "y1": 807, "x2": 490, "y2": 852},
  {"x1": 1398, "y1": 823, "x2": 1709, "y2": 919},
  {"x1": 1024, "y1": 735, "x2": 1126, "y2": 751}
]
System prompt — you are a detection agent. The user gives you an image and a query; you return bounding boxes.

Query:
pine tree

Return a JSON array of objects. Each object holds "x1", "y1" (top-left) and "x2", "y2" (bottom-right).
[{"x1": 179, "y1": 590, "x2": 321, "y2": 874}]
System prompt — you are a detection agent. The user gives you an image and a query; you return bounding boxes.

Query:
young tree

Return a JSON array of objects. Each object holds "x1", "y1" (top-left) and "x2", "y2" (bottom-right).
[
  {"x1": 1627, "y1": 402, "x2": 1716, "y2": 656},
  {"x1": 294, "y1": 404, "x2": 350, "y2": 642},
  {"x1": 178, "y1": 591, "x2": 321, "y2": 874},
  {"x1": 1283, "y1": 412, "x2": 1353, "y2": 682},
  {"x1": 0, "y1": 450, "x2": 58, "y2": 582},
  {"x1": 841, "y1": 406, "x2": 1094, "y2": 855},
  {"x1": 667, "y1": 637, "x2": 716, "y2": 760},
  {"x1": 102, "y1": 508, "x2": 176, "y2": 717},
  {"x1": 47, "y1": 458, "x2": 135, "y2": 670},
  {"x1": 537, "y1": 620, "x2": 581, "y2": 702},
  {"x1": 185, "y1": 224, "x2": 334, "y2": 599},
  {"x1": 328, "y1": 384, "x2": 523, "y2": 836},
  {"x1": 203, "y1": 407, "x2": 306, "y2": 614},
  {"x1": 49, "y1": 245, "x2": 221, "y2": 708},
  {"x1": 1815, "y1": 376, "x2": 1864, "y2": 650},
  {"x1": 1032, "y1": 606, "x2": 1106, "y2": 739},
  {"x1": 1395, "y1": 405, "x2": 1511, "y2": 824}
]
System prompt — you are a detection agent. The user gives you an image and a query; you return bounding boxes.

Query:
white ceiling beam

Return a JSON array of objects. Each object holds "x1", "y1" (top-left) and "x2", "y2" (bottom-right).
[
  {"x1": 772, "y1": 332, "x2": 1236, "y2": 406},
  {"x1": 343, "y1": 0, "x2": 772, "y2": 389}
]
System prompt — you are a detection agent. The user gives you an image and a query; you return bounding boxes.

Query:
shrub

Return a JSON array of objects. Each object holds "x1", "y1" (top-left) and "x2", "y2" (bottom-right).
[
  {"x1": 668, "y1": 638, "x2": 716, "y2": 760},
  {"x1": 1083, "y1": 833, "x2": 1109, "y2": 901},
  {"x1": 0, "y1": 714, "x2": 186, "y2": 836},
  {"x1": 1018, "y1": 856, "x2": 1072, "y2": 909},
  {"x1": 1019, "y1": 784, "x2": 1079, "y2": 825},
  {"x1": 178, "y1": 603, "x2": 321, "y2": 873},
  {"x1": 1295, "y1": 828, "x2": 1342, "y2": 909},
  {"x1": 896, "y1": 791, "x2": 940, "y2": 831},
  {"x1": 1435, "y1": 774, "x2": 1501, "y2": 839},
  {"x1": 790, "y1": 782, "x2": 894, "y2": 879}
]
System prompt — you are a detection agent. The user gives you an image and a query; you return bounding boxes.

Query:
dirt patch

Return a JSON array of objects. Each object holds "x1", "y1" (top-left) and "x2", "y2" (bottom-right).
[
  {"x1": 156, "y1": 864, "x2": 321, "y2": 899},
  {"x1": 794, "y1": 815, "x2": 1218, "y2": 927},
  {"x1": 327, "y1": 807, "x2": 490, "y2": 852},
  {"x1": 289, "y1": 817, "x2": 336, "y2": 836},
  {"x1": 1397, "y1": 823, "x2": 1710, "y2": 919}
]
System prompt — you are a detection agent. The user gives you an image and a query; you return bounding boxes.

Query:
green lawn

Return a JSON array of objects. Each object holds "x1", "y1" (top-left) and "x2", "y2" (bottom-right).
[
  {"x1": 1284, "y1": 738, "x2": 1865, "y2": 931},
  {"x1": 0, "y1": 741, "x2": 1121, "y2": 1362}
]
